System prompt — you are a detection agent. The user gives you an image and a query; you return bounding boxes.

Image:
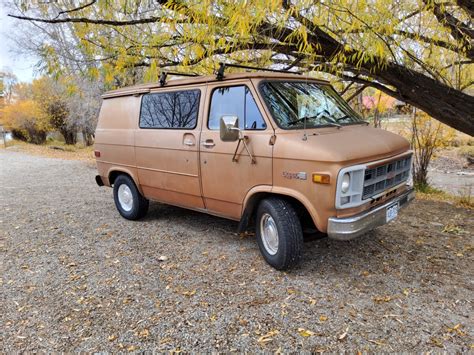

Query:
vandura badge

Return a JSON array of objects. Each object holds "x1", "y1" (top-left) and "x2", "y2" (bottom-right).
[{"x1": 283, "y1": 172, "x2": 307, "y2": 180}]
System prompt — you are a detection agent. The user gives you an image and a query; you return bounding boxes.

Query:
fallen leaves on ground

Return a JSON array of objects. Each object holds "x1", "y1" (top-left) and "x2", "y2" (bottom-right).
[
  {"x1": 373, "y1": 296, "x2": 392, "y2": 303},
  {"x1": 442, "y1": 224, "x2": 464, "y2": 234},
  {"x1": 338, "y1": 327, "x2": 349, "y2": 341},
  {"x1": 182, "y1": 289, "x2": 196, "y2": 297},
  {"x1": 257, "y1": 330, "x2": 279, "y2": 344},
  {"x1": 298, "y1": 328, "x2": 315, "y2": 337}
]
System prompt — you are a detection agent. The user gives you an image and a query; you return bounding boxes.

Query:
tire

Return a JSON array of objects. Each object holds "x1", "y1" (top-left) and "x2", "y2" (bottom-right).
[
  {"x1": 113, "y1": 174, "x2": 149, "y2": 220},
  {"x1": 256, "y1": 197, "x2": 304, "y2": 270}
]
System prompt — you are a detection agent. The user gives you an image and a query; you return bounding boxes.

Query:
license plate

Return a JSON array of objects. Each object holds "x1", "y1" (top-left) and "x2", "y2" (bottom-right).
[{"x1": 386, "y1": 203, "x2": 399, "y2": 222}]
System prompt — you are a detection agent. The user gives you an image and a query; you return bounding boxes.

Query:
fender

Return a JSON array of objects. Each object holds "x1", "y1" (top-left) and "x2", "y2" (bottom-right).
[
  {"x1": 239, "y1": 185, "x2": 324, "y2": 233},
  {"x1": 106, "y1": 166, "x2": 144, "y2": 195},
  {"x1": 238, "y1": 185, "x2": 272, "y2": 233},
  {"x1": 270, "y1": 186, "x2": 324, "y2": 231}
]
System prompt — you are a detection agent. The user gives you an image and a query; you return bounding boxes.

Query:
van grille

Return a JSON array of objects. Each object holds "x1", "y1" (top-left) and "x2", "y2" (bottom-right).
[{"x1": 363, "y1": 155, "x2": 412, "y2": 199}]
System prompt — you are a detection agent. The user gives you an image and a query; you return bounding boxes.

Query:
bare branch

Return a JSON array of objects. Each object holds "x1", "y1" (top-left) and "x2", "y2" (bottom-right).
[
  {"x1": 53, "y1": 0, "x2": 97, "y2": 20},
  {"x1": 346, "y1": 85, "x2": 368, "y2": 102},
  {"x1": 8, "y1": 13, "x2": 176, "y2": 26}
]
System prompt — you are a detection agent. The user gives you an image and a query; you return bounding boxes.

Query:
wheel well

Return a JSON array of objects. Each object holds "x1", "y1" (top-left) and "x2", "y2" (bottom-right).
[
  {"x1": 108, "y1": 171, "x2": 129, "y2": 186},
  {"x1": 239, "y1": 192, "x2": 315, "y2": 232}
]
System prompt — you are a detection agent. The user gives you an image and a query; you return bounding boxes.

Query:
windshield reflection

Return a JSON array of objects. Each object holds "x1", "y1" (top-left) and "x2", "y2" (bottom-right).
[{"x1": 260, "y1": 81, "x2": 364, "y2": 129}]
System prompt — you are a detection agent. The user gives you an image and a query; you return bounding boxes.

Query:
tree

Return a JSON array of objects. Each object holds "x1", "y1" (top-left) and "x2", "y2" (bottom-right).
[
  {"x1": 7, "y1": 0, "x2": 474, "y2": 135},
  {"x1": 66, "y1": 77, "x2": 101, "y2": 146},
  {"x1": 0, "y1": 71, "x2": 17, "y2": 103},
  {"x1": 31, "y1": 77, "x2": 78, "y2": 144},
  {"x1": 2, "y1": 99, "x2": 50, "y2": 144},
  {"x1": 0, "y1": 71, "x2": 17, "y2": 124},
  {"x1": 410, "y1": 109, "x2": 455, "y2": 189}
]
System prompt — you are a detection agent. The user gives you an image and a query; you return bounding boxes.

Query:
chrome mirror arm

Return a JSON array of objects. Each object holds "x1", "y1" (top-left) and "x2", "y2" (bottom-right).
[{"x1": 232, "y1": 131, "x2": 256, "y2": 164}]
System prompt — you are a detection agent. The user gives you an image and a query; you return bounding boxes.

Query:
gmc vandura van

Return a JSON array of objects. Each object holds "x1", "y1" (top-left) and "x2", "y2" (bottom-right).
[{"x1": 94, "y1": 69, "x2": 414, "y2": 270}]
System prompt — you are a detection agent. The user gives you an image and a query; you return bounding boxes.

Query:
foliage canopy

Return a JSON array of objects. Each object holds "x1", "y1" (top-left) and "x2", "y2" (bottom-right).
[{"x1": 7, "y1": 0, "x2": 474, "y2": 134}]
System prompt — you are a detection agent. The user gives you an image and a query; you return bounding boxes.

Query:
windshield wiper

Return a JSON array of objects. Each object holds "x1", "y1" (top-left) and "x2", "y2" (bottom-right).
[
  {"x1": 287, "y1": 114, "x2": 317, "y2": 126},
  {"x1": 323, "y1": 121, "x2": 342, "y2": 129}
]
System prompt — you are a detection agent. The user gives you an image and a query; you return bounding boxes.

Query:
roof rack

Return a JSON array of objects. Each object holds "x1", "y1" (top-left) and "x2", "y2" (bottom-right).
[
  {"x1": 157, "y1": 64, "x2": 301, "y2": 86},
  {"x1": 216, "y1": 62, "x2": 301, "y2": 80},
  {"x1": 159, "y1": 71, "x2": 199, "y2": 86}
]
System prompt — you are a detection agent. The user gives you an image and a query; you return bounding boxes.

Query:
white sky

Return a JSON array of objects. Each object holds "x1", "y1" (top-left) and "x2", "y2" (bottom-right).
[{"x1": 0, "y1": 3, "x2": 38, "y2": 82}]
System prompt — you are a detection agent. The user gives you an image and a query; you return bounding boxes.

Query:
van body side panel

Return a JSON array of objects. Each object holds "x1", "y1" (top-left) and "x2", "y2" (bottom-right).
[
  {"x1": 134, "y1": 86, "x2": 205, "y2": 209},
  {"x1": 199, "y1": 80, "x2": 274, "y2": 220},
  {"x1": 95, "y1": 96, "x2": 140, "y2": 187}
]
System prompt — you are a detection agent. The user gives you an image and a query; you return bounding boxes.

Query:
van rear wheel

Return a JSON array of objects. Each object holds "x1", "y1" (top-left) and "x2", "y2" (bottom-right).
[
  {"x1": 256, "y1": 197, "x2": 303, "y2": 270},
  {"x1": 113, "y1": 174, "x2": 149, "y2": 220}
]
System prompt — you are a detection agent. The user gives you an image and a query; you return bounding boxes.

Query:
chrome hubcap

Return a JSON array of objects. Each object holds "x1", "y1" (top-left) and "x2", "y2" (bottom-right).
[
  {"x1": 118, "y1": 184, "x2": 133, "y2": 212},
  {"x1": 260, "y1": 213, "x2": 279, "y2": 255}
]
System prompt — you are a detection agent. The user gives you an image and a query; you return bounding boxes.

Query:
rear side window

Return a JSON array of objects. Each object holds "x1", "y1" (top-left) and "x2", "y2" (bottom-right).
[
  {"x1": 208, "y1": 85, "x2": 266, "y2": 130},
  {"x1": 140, "y1": 90, "x2": 200, "y2": 129}
]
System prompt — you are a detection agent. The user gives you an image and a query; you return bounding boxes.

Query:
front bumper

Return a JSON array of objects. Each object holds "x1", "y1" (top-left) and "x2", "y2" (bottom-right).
[{"x1": 327, "y1": 187, "x2": 415, "y2": 241}]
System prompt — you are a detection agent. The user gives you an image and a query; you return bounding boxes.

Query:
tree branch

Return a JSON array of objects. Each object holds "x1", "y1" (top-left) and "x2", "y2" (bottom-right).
[
  {"x1": 455, "y1": 0, "x2": 474, "y2": 19},
  {"x1": 8, "y1": 13, "x2": 178, "y2": 26},
  {"x1": 424, "y1": 0, "x2": 474, "y2": 44},
  {"x1": 339, "y1": 74, "x2": 402, "y2": 99},
  {"x1": 346, "y1": 84, "x2": 368, "y2": 102},
  {"x1": 53, "y1": 0, "x2": 97, "y2": 20}
]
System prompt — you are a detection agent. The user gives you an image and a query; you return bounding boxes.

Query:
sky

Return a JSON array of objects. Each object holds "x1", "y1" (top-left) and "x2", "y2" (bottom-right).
[{"x1": 0, "y1": 3, "x2": 38, "y2": 82}]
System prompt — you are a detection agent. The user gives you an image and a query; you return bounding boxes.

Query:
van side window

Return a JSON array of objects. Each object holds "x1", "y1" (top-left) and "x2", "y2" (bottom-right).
[
  {"x1": 140, "y1": 90, "x2": 200, "y2": 129},
  {"x1": 208, "y1": 86, "x2": 266, "y2": 130}
]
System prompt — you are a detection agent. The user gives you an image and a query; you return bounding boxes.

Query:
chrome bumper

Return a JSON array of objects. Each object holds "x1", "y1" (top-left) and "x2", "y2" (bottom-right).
[{"x1": 327, "y1": 187, "x2": 415, "y2": 241}]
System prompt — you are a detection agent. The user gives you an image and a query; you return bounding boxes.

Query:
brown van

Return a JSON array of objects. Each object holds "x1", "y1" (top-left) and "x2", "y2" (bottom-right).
[{"x1": 94, "y1": 68, "x2": 414, "y2": 270}]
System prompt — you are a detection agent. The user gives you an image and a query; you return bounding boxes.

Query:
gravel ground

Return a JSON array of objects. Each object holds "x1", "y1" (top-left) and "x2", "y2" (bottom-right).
[
  {"x1": 429, "y1": 148, "x2": 473, "y2": 196},
  {"x1": 1, "y1": 150, "x2": 473, "y2": 352}
]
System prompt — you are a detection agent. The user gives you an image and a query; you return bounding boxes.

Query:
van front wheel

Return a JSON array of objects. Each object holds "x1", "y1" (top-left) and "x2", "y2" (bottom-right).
[
  {"x1": 256, "y1": 197, "x2": 303, "y2": 270},
  {"x1": 113, "y1": 174, "x2": 149, "y2": 220}
]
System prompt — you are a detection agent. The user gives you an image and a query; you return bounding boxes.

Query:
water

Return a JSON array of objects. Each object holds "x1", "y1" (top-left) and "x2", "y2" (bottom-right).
[{"x1": 0, "y1": 132, "x2": 13, "y2": 145}]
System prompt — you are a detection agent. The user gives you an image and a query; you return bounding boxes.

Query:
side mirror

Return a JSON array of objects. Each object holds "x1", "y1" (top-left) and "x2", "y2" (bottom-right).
[{"x1": 219, "y1": 115, "x2": 240, "y2": 142}]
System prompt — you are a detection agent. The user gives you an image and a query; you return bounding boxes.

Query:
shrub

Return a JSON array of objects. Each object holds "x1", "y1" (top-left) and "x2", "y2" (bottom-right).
[
  {"x1": 458, "y1": 145, "x2": 474, "y2": 164},
  {"x1": 410, "y1": 110, "x2": 455, "y2": 187},
  {"x1": 457, "y1": 186, "x2": 473, "y2": 209},
  {"x1": 2, "y1": 100, "x2": 51, "y2": 144}
]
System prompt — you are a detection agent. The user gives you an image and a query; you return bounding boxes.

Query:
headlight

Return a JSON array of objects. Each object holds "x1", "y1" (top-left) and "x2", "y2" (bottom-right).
[
  {"x1": 336, "y1": 165, "x2": 366, "y2": 209},
  {"x1": 341, "y1": 173, "x2": 351, "y2": 193}
]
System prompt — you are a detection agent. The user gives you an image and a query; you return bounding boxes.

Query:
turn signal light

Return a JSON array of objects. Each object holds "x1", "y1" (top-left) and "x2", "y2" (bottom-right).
[
  {"x1": 94, "y1": 150, "x2": 101, "y2": 157},
  {"x1": 312, "y1": 173, "x2": 330, "y2": 184}
]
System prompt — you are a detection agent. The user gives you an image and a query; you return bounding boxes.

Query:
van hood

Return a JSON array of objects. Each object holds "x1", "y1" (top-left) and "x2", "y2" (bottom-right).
[{"x1": 273, "y1": 125, "x2": 410, "y2": 164}]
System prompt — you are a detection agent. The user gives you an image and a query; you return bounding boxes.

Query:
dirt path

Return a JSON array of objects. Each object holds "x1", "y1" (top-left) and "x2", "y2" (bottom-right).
[{"x1": 1, "y1": 150, "x2": 473, "y2": 352}]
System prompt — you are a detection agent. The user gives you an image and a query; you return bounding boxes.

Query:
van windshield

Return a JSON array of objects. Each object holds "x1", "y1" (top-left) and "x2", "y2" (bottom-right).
[{"x1": 260, "y1": 81, "x2": 365, "y2": 129}]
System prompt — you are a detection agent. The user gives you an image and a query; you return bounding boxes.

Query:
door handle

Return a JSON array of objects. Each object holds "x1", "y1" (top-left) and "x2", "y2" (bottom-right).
[
  {"x1": 183, "y1": 140, "x2": 195, "y2": 146},
  {"x1": 201, "y1": 140, "x2": 215, "y2": 148}
]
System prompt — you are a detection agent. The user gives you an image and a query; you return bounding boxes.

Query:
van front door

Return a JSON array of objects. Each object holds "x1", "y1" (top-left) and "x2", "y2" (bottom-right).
[
  {"x1": 200, "y1": 82, "x2": 273, "y2": 219},
  {"x1": 135, "y1": 86, "x2": 205, "y2": 209}
]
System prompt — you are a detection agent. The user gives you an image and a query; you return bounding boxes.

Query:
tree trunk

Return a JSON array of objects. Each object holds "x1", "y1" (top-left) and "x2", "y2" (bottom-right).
[
  {"x1": 82, "y1": 129, "x2": 94, "y2": 146},
  {"x1": 61, "y1": 128, "x2": 77, "y2": 145},
  {"x1": 281, "y1": 19, "x2": 474, "y2": 135},
  {"x1": 27, "y1": 129, "x2": 46, "y2": 144},
  {"x1": 373, "y1": 63, "x2": 474, "y2": 136}
]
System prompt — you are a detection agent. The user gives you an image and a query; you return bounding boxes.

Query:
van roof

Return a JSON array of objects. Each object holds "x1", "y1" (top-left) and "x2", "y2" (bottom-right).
[{"x1": 102, "y1": 72, "x2": 330, "y2": 99}]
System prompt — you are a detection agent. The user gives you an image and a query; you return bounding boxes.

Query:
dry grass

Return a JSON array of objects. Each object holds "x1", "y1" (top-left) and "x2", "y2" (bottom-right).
[
  {"x1": 1, "y1": 139, "x2": 95, "y2": 162},
  {"x1": 416, "y1": 186, "x2": 473, "y2": 210},
  {"x1": 458, "y1": 145, "x2": 474, "y2": 160}
]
